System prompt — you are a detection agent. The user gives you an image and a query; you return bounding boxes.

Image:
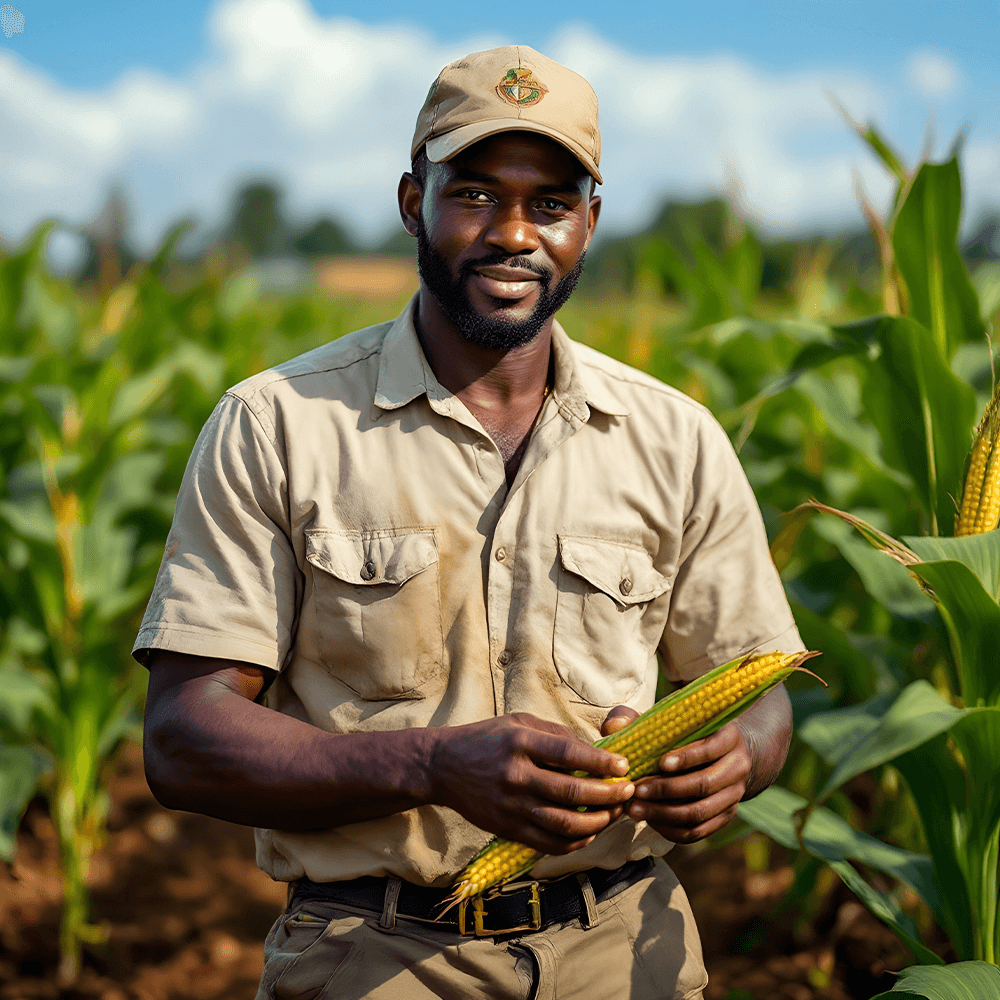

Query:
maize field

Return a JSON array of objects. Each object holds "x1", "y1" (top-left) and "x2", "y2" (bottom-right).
[{"x1": 3, "y1": 120, "x2": 1000, "y2": 1000}]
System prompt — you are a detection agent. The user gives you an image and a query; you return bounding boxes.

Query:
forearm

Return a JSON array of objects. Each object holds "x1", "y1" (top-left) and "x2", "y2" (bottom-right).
[
  {"x1": 144, "y1": 679, "x2": 437, "y2": 831},
  {"x1": 735, "y1": 682, "x2": 793, "y2": 799}
]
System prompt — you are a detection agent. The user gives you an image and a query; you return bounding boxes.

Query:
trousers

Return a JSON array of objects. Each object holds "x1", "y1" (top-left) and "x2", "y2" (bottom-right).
[{"x1": 254, "y1": 858, "x2": 708, "y2": 1000}]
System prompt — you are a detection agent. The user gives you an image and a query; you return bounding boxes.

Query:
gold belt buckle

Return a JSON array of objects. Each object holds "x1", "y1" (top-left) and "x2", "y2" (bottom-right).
[{"x1": 457, "y1": 881, "x2": 542, "y2": 937}]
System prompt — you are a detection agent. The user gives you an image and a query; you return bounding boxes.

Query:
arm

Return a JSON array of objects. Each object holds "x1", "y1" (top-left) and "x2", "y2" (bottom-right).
[
  {"x1": 144, "y1": 650, "x2": 636, "y2": 856},
  {"x1": 601, "y1": 682, "x2": 792, "y2": 843}
]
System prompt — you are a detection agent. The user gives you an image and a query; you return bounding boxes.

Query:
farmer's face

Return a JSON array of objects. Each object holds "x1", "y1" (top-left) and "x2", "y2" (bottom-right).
[{"x1": 403, "y1": 132, "x2": 600, "y2": 350}]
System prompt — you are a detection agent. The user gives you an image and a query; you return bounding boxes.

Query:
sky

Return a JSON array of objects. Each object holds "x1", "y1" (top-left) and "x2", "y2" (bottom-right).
[{"x1": 1, "y1": 0, "x2": 998, "y2": 272}]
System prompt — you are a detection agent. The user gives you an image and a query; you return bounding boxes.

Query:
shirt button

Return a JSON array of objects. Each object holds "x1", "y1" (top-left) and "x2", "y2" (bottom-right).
[
  {"x1": 619, "y1": 577, "x2": 633, "y2": 596},
  {"x1": 361, "y1": 560, "x2": 376, "y2": 581},
  {"x1": 495, "y1": 547, "x2": 507, "y2": 562},
  {"x1": 498, "y1": 650, "x2": 512, "y2": 666}
]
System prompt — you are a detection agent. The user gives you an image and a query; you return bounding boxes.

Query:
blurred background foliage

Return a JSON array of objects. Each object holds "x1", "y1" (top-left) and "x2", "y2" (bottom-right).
[{"x1": 2, "y1": 123, "x2": 1000, "y2": 988}]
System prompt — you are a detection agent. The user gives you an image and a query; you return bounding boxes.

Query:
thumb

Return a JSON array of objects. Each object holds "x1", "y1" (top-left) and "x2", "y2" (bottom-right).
[{"x1": 602, "y1": 705, "x2": 639, "y2": 737}]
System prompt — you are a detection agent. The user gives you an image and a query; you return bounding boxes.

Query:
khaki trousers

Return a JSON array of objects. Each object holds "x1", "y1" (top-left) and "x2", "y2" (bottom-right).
[{"x1": 255, "y1": 859, "x2": 708, "y2": 1000}]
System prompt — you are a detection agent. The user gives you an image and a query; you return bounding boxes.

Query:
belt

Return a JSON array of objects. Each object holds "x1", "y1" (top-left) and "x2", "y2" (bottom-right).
[{"x1": 289, "y1": 857, "x2": 655, "y2": 939}]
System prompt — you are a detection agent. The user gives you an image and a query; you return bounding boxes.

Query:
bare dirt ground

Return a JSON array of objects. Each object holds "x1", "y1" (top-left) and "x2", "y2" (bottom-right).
[{"x1": 0, "y1": 743, "x2": 947, "y2": 1000}]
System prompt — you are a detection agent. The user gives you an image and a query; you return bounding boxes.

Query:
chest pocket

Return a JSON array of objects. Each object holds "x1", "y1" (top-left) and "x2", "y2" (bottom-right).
[
  {"x1": 304, "y1": 528, "x2": 443, "y2": 700},
  {"x1": 553, "y1": 535, "x2": 672, "y2": 707}
]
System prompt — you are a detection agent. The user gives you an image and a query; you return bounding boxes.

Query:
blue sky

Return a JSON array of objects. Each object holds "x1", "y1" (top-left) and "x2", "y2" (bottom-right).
[{"x1": 2, "y1": 1, "x2": 998, "y2": 269}]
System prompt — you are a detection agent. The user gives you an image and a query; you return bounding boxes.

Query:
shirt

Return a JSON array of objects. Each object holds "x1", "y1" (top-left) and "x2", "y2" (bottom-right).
[{"x1": 133, "y1": 293, "x2": 804, "y2": 886}]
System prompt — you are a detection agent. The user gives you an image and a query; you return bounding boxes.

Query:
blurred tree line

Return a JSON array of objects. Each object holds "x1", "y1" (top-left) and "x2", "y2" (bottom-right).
[{"x1": 5, "y1": 176, "x2": 1000, "y2": 302}]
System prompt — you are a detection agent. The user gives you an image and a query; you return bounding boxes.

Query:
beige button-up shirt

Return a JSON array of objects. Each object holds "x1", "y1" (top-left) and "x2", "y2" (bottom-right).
[{"x1": 134, "y1": 294, "x2": 803, "y2": 886}]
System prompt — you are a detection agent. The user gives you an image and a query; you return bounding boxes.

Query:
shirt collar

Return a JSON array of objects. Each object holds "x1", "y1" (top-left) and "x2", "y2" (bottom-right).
[{"x1": 374, "y1": 292, "x2": 630, "y2": 419}]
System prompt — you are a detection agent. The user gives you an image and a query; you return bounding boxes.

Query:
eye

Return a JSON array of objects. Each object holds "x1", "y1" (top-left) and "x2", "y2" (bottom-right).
[
  {"x1": 458, "y1": 189, "x2": 494, "y2": 204},
  {"x1": 538, "y1": 198, "x2": 569, "y2": 212}
]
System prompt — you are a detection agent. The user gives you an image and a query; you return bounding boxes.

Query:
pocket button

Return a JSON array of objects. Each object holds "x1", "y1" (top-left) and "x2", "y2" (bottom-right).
[
  {"x1": 360, "y1": 559, "x2": 376, "y2": 580},
  {"x1": 619, "y1": 577, "x2": 633, "y2": 596}
]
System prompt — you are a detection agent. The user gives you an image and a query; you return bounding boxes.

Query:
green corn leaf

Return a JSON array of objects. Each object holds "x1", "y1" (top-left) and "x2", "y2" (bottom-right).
[
  {"x1": 829, "y1": 859, "x2": 944, "y2": 967},
  {"x1": 894, "y1": 736, "x2": 973, "y2": 960},
  {"x1": 869, "y1": 960, "x2": 1000, "y2": 999},
  {"x1": 810, "y1": 513, "x2": 934, "y2": 619},
  {"x1": 857, "y1": 315, "x2": 977, "y2": 534},
  {"x1": 0, "y1": 667, "x2": 56, "y2": 738},
  {"x1": 972, "y1": 262, "x2": 1000, "y2": 322},
  {"x1": 904, "y1": 558, "x2": 1000, "y2": 708},
  {"x1": 797, "y1": 691, "x2": 898, "y2": 766},
  {"x1": 739, "y1": 786, "x2": 943, "y2": 966},
  {"x1": 903, "y1": 533, "x2": 1000, "y2": 603},
  {"x1": 892, "y1": 159, "x2": 985, "y2": 358},
  {"x1": 811, "y1": 681, "x2": 964, "y2": 806},
  {"x1": 0, "y1": 744, "x2": 53, "y2": 862},
  {"x1": 740, "y1": 786, "x2": 941, "y2": 928}
]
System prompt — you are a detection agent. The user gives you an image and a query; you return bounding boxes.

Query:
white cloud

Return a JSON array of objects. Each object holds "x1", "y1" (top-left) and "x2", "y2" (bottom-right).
[
  {"x1": 907, "y1": 50, "x2": 962, "y2": 101},
  {"x1": 1, "y1": 0, "x2": 988, "y2": 263}
]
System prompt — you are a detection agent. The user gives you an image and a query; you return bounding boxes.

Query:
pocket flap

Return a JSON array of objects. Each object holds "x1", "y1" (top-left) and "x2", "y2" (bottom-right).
[
  {"x1": 557, "y1": 534, "x2": 670, "y2": 604},
  {"x1": 305, "y1": 528, "x2": 438, "y2": 586}
]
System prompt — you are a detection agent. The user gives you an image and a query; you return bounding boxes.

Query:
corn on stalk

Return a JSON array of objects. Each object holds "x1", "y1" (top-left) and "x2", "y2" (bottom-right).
[{"x1": 737, "y1": 117, "x2": 1000, "y2": 994}]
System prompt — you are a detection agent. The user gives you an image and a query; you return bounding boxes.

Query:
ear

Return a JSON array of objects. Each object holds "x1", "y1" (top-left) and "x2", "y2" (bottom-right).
[
  {"x1": 584, "y1": 194, "x2": 602, "y2": 252},
  {"x1": 398, "y1": 173, "x2": 422, "y2": 237}
]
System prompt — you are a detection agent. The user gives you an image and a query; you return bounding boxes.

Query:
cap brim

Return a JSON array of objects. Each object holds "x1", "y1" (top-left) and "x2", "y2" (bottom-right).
[{"x1": 425, "y1": 119, "x2": 602, "y2": 185}]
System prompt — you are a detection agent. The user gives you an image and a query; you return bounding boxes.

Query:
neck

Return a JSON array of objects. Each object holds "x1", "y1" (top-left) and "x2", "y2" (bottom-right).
[{"x1": 414, "y1": 289, "x2": 553, "y2": 409}]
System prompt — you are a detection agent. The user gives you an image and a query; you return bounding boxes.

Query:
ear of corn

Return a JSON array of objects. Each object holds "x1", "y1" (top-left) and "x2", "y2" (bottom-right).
[
  {"x1": 956, "y1": 386, "x2": 1000, "y2": 536},
  {"x1": 439, "y1": 649, "x2": 822, "y2": 912}
]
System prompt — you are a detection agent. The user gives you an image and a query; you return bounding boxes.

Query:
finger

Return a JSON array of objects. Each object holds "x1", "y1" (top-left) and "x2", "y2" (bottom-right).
[
  {"x1": 656, "y1": 724, "x2": 741, "y2": 774},
  {"x1": 628, "y1": 783, "x2": 744, "y2": 837},
  {"x1": 633, "y1": 752, "x2": 749, "y2": 803},
  {"x1": 524, "y1": 801, "x2": 625, "y2": 843},
  {"x1": 500, "y1": 820, "x2": 599, "y2": 856},
  {"x1": 523, "y1": 768, "x2": 635, "y2": 808},
  {"x1": 601, "y1": 705, "x2": 639, "y2": 737},
  {"x1": 526, "y1": 732, "x2": 631, "y2": 778}
]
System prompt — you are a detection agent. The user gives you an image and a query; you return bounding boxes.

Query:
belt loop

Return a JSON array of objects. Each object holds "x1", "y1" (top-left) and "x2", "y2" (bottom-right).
[
  {"x1": 575, "y1": 873, "x2": 600, "y2": 929},
  {"x1": 380, "y1": 877, "x2": 402, "y2": 929},
  {"x1": 286, "y1": 879, "x2": 299, "y2": 911}
]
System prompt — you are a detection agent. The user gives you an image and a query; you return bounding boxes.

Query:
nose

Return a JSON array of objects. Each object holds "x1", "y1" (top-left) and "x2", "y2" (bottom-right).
[{"x1": 485, "y1": 201, "x2": 540, "y2": 256}]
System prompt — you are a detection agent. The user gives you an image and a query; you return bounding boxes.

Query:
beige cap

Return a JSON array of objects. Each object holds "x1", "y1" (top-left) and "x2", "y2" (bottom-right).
[{"x1": 411, "y1": 45, "x2": 602, "y2": 184}]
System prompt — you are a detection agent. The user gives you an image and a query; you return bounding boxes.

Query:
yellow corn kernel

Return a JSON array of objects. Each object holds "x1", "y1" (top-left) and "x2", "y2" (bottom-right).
[
  {"x1": 972, "y1": 442, "x2": 1000, "y2": 535},
  {"x1": 957, "y1": 384, "x2": 1000, "y2": 536},
  {"x1": 955, "y1": 435, "x2": 991, "y2": 536},
  {"x1": 440, "y1": 650, "x2": 819, "y2": 910},
  {"x1": 601, "y1": 650, "x2": 800, "y2": 781}
]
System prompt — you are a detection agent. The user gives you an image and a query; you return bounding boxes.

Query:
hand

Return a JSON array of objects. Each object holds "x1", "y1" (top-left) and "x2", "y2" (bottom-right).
[
  {"x1": 429, "y1": 713, "x2": 636, "y2": 856},
  {"x1": 601, "y1": 707, "x2": 751, "y2": 844}
]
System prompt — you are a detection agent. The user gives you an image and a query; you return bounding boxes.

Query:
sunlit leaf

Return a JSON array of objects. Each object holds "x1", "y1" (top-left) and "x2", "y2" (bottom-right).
[
  {"x1": 893, "y1": 159, "x2": 986, "y2": 358},
  {"x1": 906, "y1": 560, "x2": 1000, "y2": 707},
  {"x1": 869, "y1": 960, "x2": 1000, "y2": 998},
  {"x1": 856, "y1": 315, "x2": 977, "y2": 533},
  {"x1": 813, "y1": 681, "x2": 964, "y2": 805}
]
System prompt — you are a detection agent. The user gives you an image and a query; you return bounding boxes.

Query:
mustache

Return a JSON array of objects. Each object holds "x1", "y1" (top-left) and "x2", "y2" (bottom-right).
[{"x1": 459, "y1": 253, "x2": 552, "y2": 284}]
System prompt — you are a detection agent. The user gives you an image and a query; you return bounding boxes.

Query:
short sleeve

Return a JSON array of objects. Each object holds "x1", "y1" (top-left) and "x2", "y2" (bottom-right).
[
  {"x1": 659, "y1": 411, "x2": 804, "y2": 682},
  {"x1": 132, "y1": 392, "x2": 300, "y2": 671}
]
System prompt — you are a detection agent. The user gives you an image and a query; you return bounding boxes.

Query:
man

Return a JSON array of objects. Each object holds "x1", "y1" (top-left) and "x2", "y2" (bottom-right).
[{"x1": 137, "y1": 45, "x2": 804, "y2": 1000}]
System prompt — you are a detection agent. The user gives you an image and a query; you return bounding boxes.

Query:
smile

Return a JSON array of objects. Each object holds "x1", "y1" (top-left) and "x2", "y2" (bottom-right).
[{"x1": 471, "y1": 266, "x2": 543, "y2": 301}]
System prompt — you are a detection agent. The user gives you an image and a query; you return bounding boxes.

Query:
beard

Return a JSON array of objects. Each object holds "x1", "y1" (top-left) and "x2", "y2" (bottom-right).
[{"x1": 415, "y1": 219, "x2": 586, "y2": 351}]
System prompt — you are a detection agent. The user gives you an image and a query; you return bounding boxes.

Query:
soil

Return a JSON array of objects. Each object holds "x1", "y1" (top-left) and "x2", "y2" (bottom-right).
[{"x1": 0, "y1": 743, "x2": 949, "y2": 1000}]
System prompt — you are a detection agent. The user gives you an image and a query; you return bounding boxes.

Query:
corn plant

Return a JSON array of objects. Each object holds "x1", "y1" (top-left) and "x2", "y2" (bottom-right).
[{"x1": 736, "y1": 121, "x2": 1000, "y2": 997}]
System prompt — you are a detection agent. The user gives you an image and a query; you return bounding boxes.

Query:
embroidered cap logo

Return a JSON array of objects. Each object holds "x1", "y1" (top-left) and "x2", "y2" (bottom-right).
[{"x1": 496, "y1": 67, "x2": 548, "y2": 107}]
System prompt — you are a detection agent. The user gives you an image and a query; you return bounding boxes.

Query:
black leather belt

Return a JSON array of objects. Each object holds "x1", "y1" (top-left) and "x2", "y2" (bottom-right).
[{"x1": 289, "y1": 857, "x2": 655, "y2": 938}]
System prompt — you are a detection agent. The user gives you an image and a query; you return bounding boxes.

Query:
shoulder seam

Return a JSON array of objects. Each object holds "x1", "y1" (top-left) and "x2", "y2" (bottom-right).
[{"x1": 577, "y1": 355, "x2": 713, "y2": 416}]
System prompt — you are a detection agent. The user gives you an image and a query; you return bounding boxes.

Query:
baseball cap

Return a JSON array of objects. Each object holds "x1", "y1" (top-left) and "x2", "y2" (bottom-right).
[{"x1": 411, "y1": 45, "x2": 602, "y2": 184}]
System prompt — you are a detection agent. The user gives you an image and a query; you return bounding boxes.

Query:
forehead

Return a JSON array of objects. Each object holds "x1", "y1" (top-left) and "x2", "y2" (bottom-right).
[{"x1": 432, "y1": 132, "x2": 591, "y2": 189}]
